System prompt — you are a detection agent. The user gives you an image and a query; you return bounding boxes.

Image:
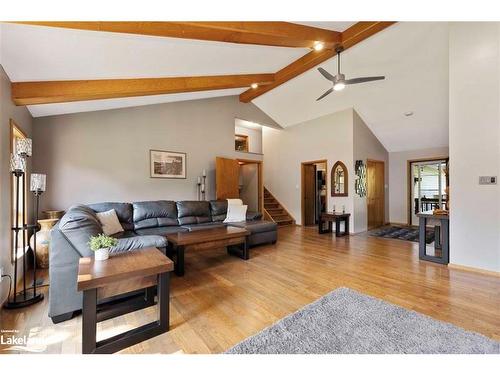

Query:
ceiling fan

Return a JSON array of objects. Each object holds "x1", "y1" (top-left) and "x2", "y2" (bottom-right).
[{"x1": 316, "y1": 46, "x2": 385, "y2": 101}]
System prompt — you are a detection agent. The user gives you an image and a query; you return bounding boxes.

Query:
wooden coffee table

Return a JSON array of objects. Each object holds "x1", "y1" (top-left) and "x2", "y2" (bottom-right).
[
  {"x1": 166, "y1": 226, "x2": 250, "y2": 276},
  {"x1": 77, "y1": 247, "x2": 174, "y2": 354}
]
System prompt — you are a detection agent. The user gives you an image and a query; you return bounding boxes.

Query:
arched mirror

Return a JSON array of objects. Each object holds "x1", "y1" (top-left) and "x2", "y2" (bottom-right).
[{"x1": 331, "y1": 161, "x2": 348, "y2": 197}]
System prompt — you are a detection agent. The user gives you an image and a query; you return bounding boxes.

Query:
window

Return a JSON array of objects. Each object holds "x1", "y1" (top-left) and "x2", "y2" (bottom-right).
[
  {"x1": 235, "y1": 134, "x2": 249, "y2": 152},
  {"x1": 10, "y1": 120, "x2": 28, "y2": 261}
]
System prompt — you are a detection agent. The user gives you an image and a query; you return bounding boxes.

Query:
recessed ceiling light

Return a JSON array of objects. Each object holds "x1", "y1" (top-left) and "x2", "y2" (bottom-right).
[
  {"x1": 251, "y1": 83, "x2": 259, "y2": 89},
  {"x1": 404, "y1": 111, "x2": 414, "y2": 117},
  {"x1": 313, "y1": 41, "x2": 324, "y2": 51}
]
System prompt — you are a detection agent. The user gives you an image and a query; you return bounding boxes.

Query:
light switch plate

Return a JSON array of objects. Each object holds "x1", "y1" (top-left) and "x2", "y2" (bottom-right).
[{"x1": 479, "y1": 176, "x2": 497, "y2": 185}]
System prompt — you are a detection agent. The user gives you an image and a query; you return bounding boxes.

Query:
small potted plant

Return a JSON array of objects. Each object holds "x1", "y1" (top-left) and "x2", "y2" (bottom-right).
[{"x1": 88, "y1": 234, "x2": 118, "y2": 261}]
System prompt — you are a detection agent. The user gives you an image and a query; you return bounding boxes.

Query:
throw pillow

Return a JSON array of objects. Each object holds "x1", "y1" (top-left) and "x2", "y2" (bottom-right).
[
  {"x1": 227, "y1": 198, "x2": 243, "y2": 206},
  {"x1": 224, "y1": 204, "x2": 248, "y2": 223},
  {"x1": 96, "y1": 209, "x2": 124, "y2": 236}
]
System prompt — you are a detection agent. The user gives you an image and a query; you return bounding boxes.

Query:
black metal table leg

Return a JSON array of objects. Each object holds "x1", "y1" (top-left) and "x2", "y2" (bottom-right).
[
  {"x1": 82, "y1": 289, "x2": 97, "y2": 354},
  {"x1": 174, "y1": 245, "x2": 185, "y2": 276},
  {"x1": 335, "y1": 218, "x2": 341, "y2": 237},
  {"x1": 441, "y1": 220, "x2": 449, "y2": 264},
  {"x1": 419, "y1": 217, "x2": 427, "y2": 259},
  {"x1": 82, "y1": 272, "x2": 171, "y2": 354},
  {"x1": 158, "y1": 272, "x2": 170, "y2": 332},
  {"x1": 242, "y1": 237, "x2": 249, "y2": 260}
]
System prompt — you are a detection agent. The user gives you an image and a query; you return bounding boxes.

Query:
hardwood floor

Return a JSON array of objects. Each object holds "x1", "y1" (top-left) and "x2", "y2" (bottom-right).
[{"x1": 1, "y1": 226, "x2": 499, "y2": 354}]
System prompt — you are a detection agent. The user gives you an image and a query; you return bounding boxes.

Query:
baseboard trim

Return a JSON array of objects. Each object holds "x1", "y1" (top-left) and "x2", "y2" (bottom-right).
[{"x1": 448, "y1": 263, "x2": 500, "y2": 277}]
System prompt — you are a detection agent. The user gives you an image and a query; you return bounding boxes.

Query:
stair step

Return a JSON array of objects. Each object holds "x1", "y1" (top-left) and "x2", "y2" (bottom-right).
[
  {"x1": 267, "y1": 209, "x2": 284, "y2": 215},
  {"x1": 276, "y1": 219, "x2": 294, "y2": 226},
  {"x1": 265, "y1": 202, "x2": 279, "y2": 208},
  {"x1": 274, "y1": 215, "x2": 291, "y2": 221}
]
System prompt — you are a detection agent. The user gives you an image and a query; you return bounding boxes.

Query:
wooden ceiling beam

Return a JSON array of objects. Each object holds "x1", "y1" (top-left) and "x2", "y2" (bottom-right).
[
  {"x1": 239, "y1": 21, "x2": 396, "y2": 103},
  {"x1": 14, "y1": 21, "x2": 341, "y2": 49},
  {"x1": 12, "y1": 74, "x2": 275, "y2": 105}
]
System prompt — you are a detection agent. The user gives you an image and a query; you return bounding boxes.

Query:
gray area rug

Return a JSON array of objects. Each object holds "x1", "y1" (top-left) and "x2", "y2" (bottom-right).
[{"x1": 226, "y1": 288, "x2": 499, "y2": 354}]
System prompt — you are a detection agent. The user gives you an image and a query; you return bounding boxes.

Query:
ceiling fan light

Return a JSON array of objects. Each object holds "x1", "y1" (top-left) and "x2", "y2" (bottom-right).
[{"x1": 333, "y1": 82, "x2": 345, "y2": 91}]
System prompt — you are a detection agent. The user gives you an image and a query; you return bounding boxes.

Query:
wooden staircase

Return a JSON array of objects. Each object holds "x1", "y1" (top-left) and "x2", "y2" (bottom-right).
[{"x1": 264, "y1": 187, "x2": 295, "y2": 227}]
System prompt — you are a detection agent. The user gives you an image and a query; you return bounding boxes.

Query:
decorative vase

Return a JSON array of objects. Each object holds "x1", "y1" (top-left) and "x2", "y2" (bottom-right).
[
  {"x1": 30, "y1": 218, "x2": 58, "y2": 269},
  {"x1": 94, "y1": 248, "x2": 110, "y2": 261},
  {"x1": 43, "y1": 210, "x2": 65, "y2": 220}
]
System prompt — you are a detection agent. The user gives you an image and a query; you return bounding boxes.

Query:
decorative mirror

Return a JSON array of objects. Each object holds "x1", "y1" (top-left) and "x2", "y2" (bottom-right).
[{"x1": 331, "y1": 161, "x2": 348, "y2": 197}]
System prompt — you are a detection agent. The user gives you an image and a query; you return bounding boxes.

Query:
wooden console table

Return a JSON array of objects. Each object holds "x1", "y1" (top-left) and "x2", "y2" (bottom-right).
[
  {"x1": 319, "y1": 212, "x2": 350, "y2": 236},
  {"x1": 166, "y1": 226, "x2": 250, "y2": 276},
  {"x1": 77, "y1": 247, "x2": 173, "y2": 354},
  {"x1": 417, "y1": 211, "x2": 449, "y2": 265}
]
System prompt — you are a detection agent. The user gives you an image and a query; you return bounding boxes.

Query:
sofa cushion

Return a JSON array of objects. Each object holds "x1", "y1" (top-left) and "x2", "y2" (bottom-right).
[
  {"x1": 58, "y1": 205, "x2": 102, "y2": 257},
  {"x1": 229, "y1": 220, "x2": 278, "y2": 234},
  {"x1": 111, "y1": 230, "x2": 138, "y2": 239},
  {"x1": 109, "y1": 235, "x2": 167, "y2": 254},
  {"x1": 209, "y1": 200, "x2": 228, "y2": 222},
  {"x1": 133, "y1": 200, "x2": 178, "y2": 229},
  {"x1": 246, "y1": 211, "x2": 263, "y2": 221},
  {"x1": 134, "y1": 226, "x2": 188, "y2": 236},
  {"x1": 87, "y1": 202, "x2": 134, "y2": 231},
  {"x1": 181, "y1": 222, "x2": 227, "y2": 231},
  {"x1": 176, "y1": 201, "x2": 211, "y2": 225}
]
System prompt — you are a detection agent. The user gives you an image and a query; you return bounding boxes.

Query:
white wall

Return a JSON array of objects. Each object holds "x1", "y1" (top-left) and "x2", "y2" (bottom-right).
[
  {"x1": 32, "y1": 96, "x2": 278, "y2": 212},
  {"x1": 263, "y1": 109, "x2": 354, "y2": 227},
  {"x1": 235, "y1": 121, "x2": 263, "y2": 154},
  {"x1": 0, "y1": 65, "x2": 34, "y2": 304},
  {"x1": 353, "y1": 110, "x2": 389, "y2": 233},
  {"x1": 389, "y1": 147, "x2": 449, "y2": 224},
  {"x1": 449, "y1": 22, "x2": 500, "y2": 272},
  {"x1": 240, "y1": 163, "x2": 259, "y2": 211}
]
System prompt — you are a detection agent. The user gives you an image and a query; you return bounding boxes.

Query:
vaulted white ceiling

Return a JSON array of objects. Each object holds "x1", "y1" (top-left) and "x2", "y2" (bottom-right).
[
  {"x1": 253, "y1": 22, "x2": 450, "y2": 152},
  {"x1": 0, "y1": 22, "x2": 311, "y2": 117},
  {"x1": 0, "y1": 22, "x2": 450, "y2": 152}
]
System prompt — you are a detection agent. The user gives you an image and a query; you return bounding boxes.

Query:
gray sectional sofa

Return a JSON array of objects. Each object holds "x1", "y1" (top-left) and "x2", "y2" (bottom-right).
[{"x1": 49, "y1": 200, "x2": 277, "y2": 323}]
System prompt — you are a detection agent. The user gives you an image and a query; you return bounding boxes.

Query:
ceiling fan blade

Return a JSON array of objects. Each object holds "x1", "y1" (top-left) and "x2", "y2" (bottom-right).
[
  {"x1": 317, "y1": 67, "x2": 335, "y2": 82},
  {"x1": 316, "y1": 87, "x2": 334, "y2": 101},
  {"x1": 344, "y1": 76, "x2": 385, "y2": 85}
]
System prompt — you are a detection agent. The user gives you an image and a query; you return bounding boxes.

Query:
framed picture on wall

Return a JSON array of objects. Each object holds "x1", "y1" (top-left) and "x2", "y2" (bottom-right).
[{"x1": 150, "y1": 150, "x2": 187, "y2": 179}]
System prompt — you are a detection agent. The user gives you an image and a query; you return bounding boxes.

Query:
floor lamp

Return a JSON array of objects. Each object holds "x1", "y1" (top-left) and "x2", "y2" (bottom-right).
[{"x1": 4, "y1": 142, "x2": 44, "y2": 309}]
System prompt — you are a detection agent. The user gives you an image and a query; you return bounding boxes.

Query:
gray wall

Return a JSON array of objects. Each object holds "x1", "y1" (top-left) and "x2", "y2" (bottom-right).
[
  {"x1": 33, "y1": 96, "x2": 279, "y2": 212},
  {"x1": 353, "y1": 110, "x2": 389, "y2": 233},
  {"x1": 0, "y1": 65, "x2": 34, "y2": 304}
]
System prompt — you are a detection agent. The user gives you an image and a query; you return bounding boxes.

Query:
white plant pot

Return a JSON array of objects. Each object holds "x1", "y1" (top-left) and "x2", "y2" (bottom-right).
[{"x1": 94, "y1": 248, "x2": 109, "y2": 261}]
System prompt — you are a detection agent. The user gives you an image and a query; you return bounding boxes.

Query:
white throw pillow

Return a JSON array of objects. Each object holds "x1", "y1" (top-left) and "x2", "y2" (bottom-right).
[
  {"x1": 227, "y1": 198, "x2": 243, "y2": 206},
  {"x1": 224, "y1": 204, "x2": 248, "y2": 223},
  {"x1": 96, "y1": 209, "x2": 124, "y2": 236}
]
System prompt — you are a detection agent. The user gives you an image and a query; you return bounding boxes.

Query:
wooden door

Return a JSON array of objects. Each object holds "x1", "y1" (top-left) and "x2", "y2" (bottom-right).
[
  {"x1": 215, "y1": 157, "x2": 240, "y2": 200},
  {"x1": 367, "y1": 160, "x2": 385, "y2": 229},
  {"x1": 303, "y1": 164, "x2": 317, "y2": 226}
]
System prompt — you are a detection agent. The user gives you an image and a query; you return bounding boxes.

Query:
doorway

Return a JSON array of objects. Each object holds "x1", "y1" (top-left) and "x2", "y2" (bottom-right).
[
  {"x1": 367, "y1": 159, "x2": 385, "y2": 230},
  {"x1": 301, "y1": 160, "x2": 327, "y2": 226},
  {"x1": 215, "y1": 157, "x2": 263, "y2": 213},
  {"x1": 407, "y1": 158, "x2": 448, "y2": 226}
]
